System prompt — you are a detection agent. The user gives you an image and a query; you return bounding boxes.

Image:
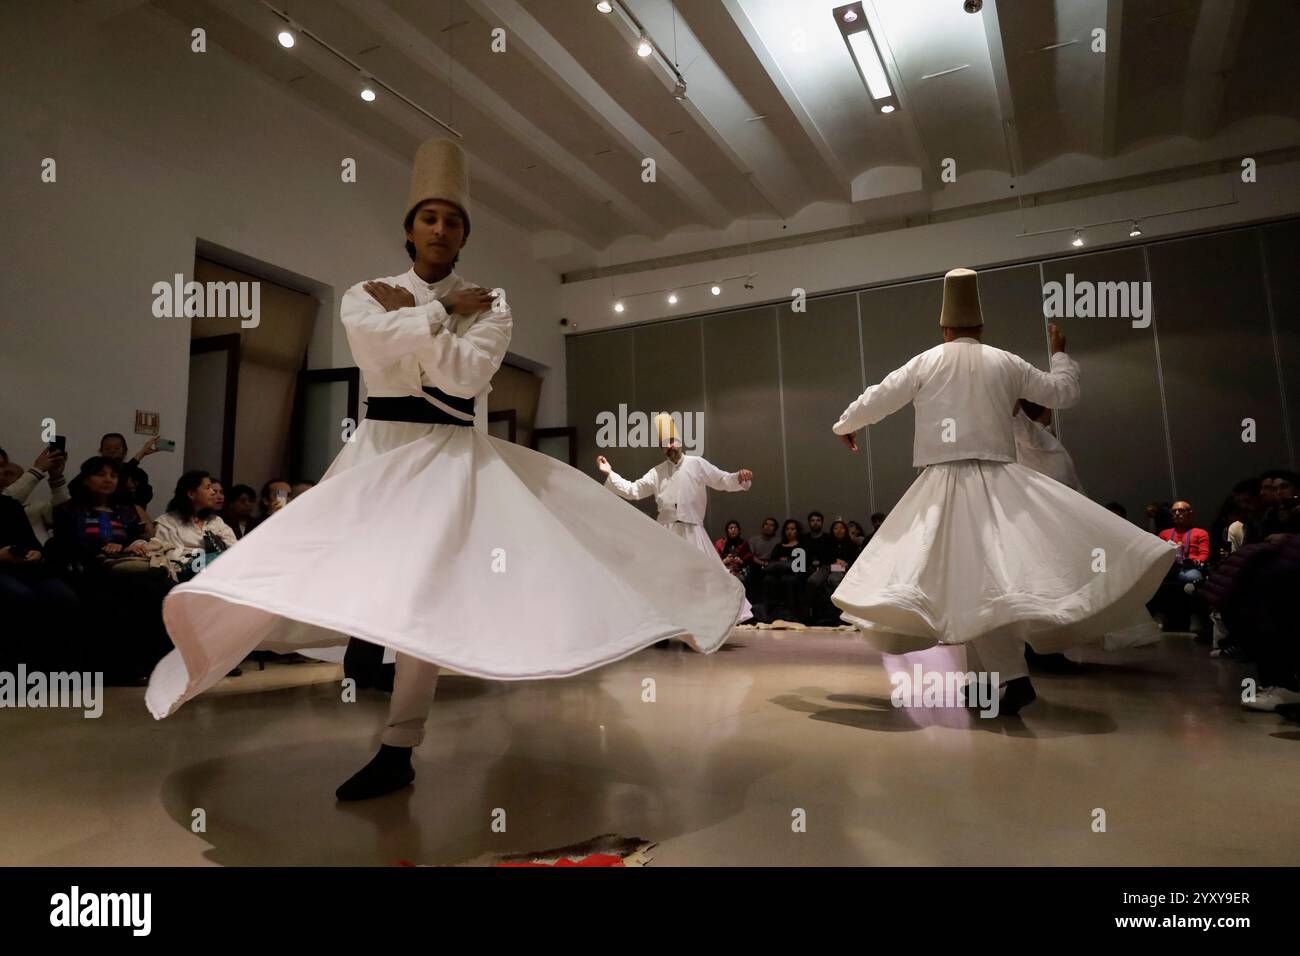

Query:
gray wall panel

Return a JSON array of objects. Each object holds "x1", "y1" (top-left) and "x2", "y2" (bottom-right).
[
  {"x1": 701, "y1": 307, "x2": 786, "y2": 541},
  {"x1": 858, "y1": 279, "x2": 945, "y2": 513},
  {"x1": 1041, "y1": 249, "x2": 1170, "y2": 515},
  {"x1": 566, "y1": 328, "x2": 634, "y2": 484},
  {"x1": 1147, "y1": 230, "x2": 1289, "y2": 514},
  {"x1": 1260, "y1": 221, "x2": 1300, "y2": 471},
  {"x1": 779, "y1": 293, "x2": 873, "y2": 528}
]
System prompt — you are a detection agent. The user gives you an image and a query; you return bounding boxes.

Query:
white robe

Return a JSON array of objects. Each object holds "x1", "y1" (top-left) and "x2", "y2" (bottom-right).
[
  {"x1": 1012, "y1": 410, "x2": 1162, "y2": 651},
  {"x1": 604, "y1": 455, "x2": 754, "y2": 623},
  {"x1": 146, "y1": 269, "x2": 744, "y2": 719},
  {"x1": 829, "y1": 338, "x2": 1174, "y2": 655}
]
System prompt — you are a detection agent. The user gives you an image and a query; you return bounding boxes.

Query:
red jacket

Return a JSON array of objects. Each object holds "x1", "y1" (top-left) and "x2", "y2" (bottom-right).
[{"x1": 1160, "y1": 527, "x2": 1210, "y2": 564}]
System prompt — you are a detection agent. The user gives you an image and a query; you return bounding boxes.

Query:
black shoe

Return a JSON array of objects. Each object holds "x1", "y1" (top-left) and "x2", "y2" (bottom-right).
[
  {"x1": 999, "y1": 676, "x2": 1037, "y2": 717},
  {"x1": 335, "y1": 745, "x2": 414, "y2": 801},
  {"x1": 1275, "y1": 702, "x2": 1300, "y2": 723},
  {"x1": 226, "y1": 667, "x2": 242, "y2": 678},
  {"x1": 1024, "y1": 648, "x2": 1084, "y2": 674}
]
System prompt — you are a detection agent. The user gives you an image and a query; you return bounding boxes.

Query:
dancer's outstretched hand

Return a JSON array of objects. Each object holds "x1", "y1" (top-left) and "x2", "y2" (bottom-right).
[
  {"x1": 737, "y1": 469, "x2": 753, "y2": 483},
  {"x1": 1048, "y1": 323, "x2": 1066, "y2": 354},
  {"x1": 595, "y1": 455, "x2": 612, "y2": 475},
  {"x1": 838, "y1": 433, "x2": 859, "y2": 452}
]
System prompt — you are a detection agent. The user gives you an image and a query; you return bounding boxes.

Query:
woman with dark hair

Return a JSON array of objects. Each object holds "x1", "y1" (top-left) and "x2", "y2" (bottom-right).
[
  {"x1": 51, "y1": 457, "x2": 151, "y2": 566},
  {"x1": 50, "y1": 457, "x2": 171, "y2": 683},
  {"x1": 763, "y1": 519, "x2": 808, "y2": 623},
  {"x1": 153, "y1": 471, "x2": 238, "y2": 572},
  {"x1": 714, "y1": 519, "x2": 755, "y2": 585}
]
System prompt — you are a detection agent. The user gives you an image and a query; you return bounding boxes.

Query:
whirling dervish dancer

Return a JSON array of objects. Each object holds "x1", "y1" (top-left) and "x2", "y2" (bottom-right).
[
  {"x1": 830, "y1": 268, "x2": 1174, "y2": 715},
  {"x1": 146, "y1": 138, "x2": 744, "y2": 799},
  {"x1": 598, "y1": 413, "x2": 754, "y2": 625}
]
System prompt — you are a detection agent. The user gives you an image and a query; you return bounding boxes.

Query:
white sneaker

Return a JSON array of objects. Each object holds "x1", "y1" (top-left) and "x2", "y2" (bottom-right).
[{"x1": 1243, "y1": 687, "x2": 1300, "y2": 712}]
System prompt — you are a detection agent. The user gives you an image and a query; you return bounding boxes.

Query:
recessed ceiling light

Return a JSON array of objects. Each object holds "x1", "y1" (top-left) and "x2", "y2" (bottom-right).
[
  {"x1": 360, "y1": 86, "x2": 376, "y2": 102},
  {"x1": 596, "y1": 1, "x2": 613, "y2": 12},
  {"x1": 710, "y1": 285, "x2": 721, "y2": 296},
  {"x1": 881, "y1": 104, "x2": 895, "y2": 113},
  {"x1": 1071, "y1": 229, "x2": 1085, "y2": 247},
  {"x1": 668, "y1": 293, "x2": 678, "y2": 304},
  {"x1": 1129, "y1": 221, "x2": 1142, "y2": 237},
  {"x1": 277, "y1": 29, "x2": 295, "y2": 49},
  {"x1": 842, "y1": 9, "x2": 858, "y2": 22},
  {"x1": 613, "y1": 301, "x2": 625, "y2": 313},
  {"x1": 637, "y1": 38, "x2": 652, "y2": 57}
]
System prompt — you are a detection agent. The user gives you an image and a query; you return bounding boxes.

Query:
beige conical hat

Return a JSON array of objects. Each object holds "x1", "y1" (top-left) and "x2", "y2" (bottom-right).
[
  {"x1": 654, "y1": 412, "x2": 681, "y2": 445},
  {"x1": 939, "y1": 267, "x2": 983, "y2": 327},
  {"x1": 404, "y1": 138, "x2": 471, "y2": 234}
]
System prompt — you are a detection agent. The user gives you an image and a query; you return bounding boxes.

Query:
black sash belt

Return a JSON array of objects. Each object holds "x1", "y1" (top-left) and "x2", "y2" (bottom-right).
[{"x1": 365, "y1": 387, "x2": 474, "y2": 426}]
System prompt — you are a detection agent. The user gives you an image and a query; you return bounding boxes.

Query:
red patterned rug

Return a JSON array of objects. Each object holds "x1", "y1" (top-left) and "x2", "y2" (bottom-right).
[{"x1": 400, "y1": 834, "x2": 656, "y2": 868}]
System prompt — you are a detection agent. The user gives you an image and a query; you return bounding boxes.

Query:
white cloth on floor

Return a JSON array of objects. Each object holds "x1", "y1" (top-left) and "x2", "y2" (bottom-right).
[
  {"x1": 830, "y1": 338, "x2": 1175, "y2": 655},
  {"x1": 146, "y1": 269, "x2": 743, "y2": 719}
]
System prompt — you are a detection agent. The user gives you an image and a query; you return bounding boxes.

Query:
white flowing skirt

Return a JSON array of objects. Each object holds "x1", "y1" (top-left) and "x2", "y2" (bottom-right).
[
  {"x1": 145, "y1": 420, "x2": 745, "y2": 719},
  {"x1": 831, "y1": 459, "x2": 1175, "y2": 655},
  {"x1": 660, "y1": 519, "x2": 754, "y2": 624}
]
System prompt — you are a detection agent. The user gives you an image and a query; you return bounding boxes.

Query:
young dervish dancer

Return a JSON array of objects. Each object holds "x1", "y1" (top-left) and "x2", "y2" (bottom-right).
[
  {"x1": 146, "y1": 139, "x2": 745, "y2": 799},
  {"x1": 830, "y1": 268, "x2": 1174, "y2": 714}
]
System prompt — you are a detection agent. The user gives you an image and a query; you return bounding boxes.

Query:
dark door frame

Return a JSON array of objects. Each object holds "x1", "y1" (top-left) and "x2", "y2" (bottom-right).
[
  {"x1": 189, "y1": 334, "x2": 241, "y2": 486},
  {"x1": 532, "y1": 426, "x2": 577, "y2": 467},
  {"x1": 290, "y1": 366, "x2": 361, "y2": 482}
]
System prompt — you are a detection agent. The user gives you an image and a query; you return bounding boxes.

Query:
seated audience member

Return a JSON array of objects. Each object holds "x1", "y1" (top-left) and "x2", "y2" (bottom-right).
[
  {"x1": 153, "y1": 471, "x2": 238, "y2": 576},
  {"x1": 0, "y1": 446, "x2": 69, "y2": 543},
  {"x1": 98, "y1": 432, "x2": 159, "y2": 508},
  {"x1": 870, "y1": 512, "x2": 886, "y2": 534},
  {"x1": 1152, "y1": 500, "x2": 1210, "y2": 632},
  {"x1": 805, "y1": 519, "x2": 861, "y2": 625},
  {"x1": 1144, "y1": 501, "x2": 1174, "y2": 534},
  {"x1": 0, "y1": 491, "x2": 79, "y2": 670},
  {"x1": 290, "y1": 480, "x2": 316, "y2": 500},
  {"x1": 223, "y1": 484, "x2": 258, "y2": 539},
  {"x1": 847, "y1": 520, "x2": 868, "y2": 548},
  {"x1": 49, "y1": 456, "x2": 172, "y2": 683},
  {"x1": 1211, "y1": 478, "x2": 1262, "y2": 560},
  {"x1": 746, "y1": 516, "x2": 780, "y2": 614},
  {"x1": 715, "y1": 520, "x2": 755, "y2": 585},
  {"x1": 255, "y1": 478, "x2": 293, "y2": 528},
  {"x1": 1253, "y1": 469, "x2": 1300, "y2": 541},
  {"x1": 763, "y1": 519, "x2": 808, "y2": 623},
  {"x1": 805, "y1": 511, "x2": 831, "y2": 575}
]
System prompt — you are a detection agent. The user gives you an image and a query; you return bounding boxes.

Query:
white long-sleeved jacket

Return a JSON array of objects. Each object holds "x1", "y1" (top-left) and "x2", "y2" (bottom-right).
[
  {"x1": 605, "y1": 455, "x2": 750, "y2": 525},
  {"x1": 832, "y1": 338, "x2": 1080, "y2": 466},
  {"x1": 339, "y1": 268, "x2": 511, "y2": 433}
]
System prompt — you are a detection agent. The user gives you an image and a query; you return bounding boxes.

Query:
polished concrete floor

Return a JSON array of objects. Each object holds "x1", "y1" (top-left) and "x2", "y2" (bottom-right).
[{"x1": 2, "y1": 629, "x2": 1297, "y2": 866}]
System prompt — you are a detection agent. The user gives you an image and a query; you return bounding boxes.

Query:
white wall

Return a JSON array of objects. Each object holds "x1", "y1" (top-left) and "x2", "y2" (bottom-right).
[{"x1": 0, "y1": 2, "x2": 565, "y2": 503}]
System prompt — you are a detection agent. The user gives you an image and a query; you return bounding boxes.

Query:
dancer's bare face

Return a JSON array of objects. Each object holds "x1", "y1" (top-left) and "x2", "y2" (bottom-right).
[{"x1": 408, "y1": 200, "x2": 466, "y2": 268}]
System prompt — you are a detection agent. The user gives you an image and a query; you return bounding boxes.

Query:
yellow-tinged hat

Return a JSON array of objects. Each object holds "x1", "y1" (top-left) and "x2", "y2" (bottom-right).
[
  {"x1": 654, "y1": 412, "x2": 681, "y2": 445},
  {"x1": 405, "y1": 137, "x2": 471, "y2": 235},
  {"x1": 939, "y1": 267, "x2": 983, "y2": 327}
]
